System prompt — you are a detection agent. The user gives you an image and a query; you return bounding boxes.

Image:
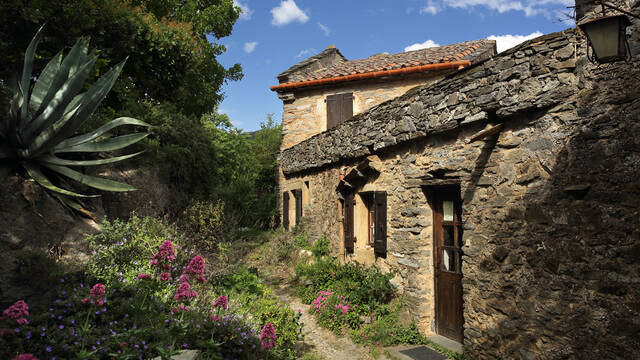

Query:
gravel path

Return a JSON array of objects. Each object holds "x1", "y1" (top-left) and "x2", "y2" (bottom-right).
[{"x1": 273, "y1": 285, "x2": 379, "y2": 360}]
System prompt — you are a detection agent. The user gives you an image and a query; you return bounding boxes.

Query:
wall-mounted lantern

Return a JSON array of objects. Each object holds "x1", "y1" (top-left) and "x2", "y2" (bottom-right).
[{"x1": 578, "y1": 0, "x2": 639, "y2": 63}]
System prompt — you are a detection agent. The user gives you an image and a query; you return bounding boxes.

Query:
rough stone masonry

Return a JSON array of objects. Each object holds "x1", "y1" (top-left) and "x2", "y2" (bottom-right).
[{"x1": 278, "y1": 3, "x2": 640, "y2": 358}]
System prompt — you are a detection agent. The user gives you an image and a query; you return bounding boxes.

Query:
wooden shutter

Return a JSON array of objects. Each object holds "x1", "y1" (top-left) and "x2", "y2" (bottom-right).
[
  {"x1": 341, "y1": 93, "x2": 353, "y2": 121},
  {"x1": 293, "y1": 189, "x2": 303, "y2": 224},
  {"x1": 344, "y1": 192, "x2": 355, "y2": 253},
  {"x1": 327, "y1": 94, "x2": 340, "y2": 130},
  {"x1": 373, "y1": 191, "x2": 387, "y2": 256},
  {"x1": 327, "y1": 93, "x2": 353, "y2": 130},
  {"x1": 282, "y1": 192, "x2": 290, "y2": 230}
]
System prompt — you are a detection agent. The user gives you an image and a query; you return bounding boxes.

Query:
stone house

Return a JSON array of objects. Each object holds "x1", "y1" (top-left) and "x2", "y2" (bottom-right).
[{"x1": 271, "y1": 1, "x2": 640, "y2": 358}]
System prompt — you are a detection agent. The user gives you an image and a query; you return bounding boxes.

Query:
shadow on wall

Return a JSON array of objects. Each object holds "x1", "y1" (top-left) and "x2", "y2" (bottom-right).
[{"x1": 467, "y1": 57, "x2": 640, "y2": 359}]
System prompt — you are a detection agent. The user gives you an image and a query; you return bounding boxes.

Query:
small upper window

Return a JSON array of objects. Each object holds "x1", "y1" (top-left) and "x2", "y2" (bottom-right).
[{"x1": 326, "y1": 93, "x2": 353, "y2": 130}]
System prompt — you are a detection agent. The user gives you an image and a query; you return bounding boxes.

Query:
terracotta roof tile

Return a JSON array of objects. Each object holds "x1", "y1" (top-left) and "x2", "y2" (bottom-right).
[{"x1": 279, "y1": 39, "x2": 496, "y2": 85}]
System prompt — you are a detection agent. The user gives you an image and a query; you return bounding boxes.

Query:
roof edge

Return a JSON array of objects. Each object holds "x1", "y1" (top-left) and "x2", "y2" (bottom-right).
[{"x1": 270, "y1": 60, "x2": 472, "y2": 92}]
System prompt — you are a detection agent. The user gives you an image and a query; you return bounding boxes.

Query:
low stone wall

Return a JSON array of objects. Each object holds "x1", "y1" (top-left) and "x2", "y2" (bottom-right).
[{"x1": 280, "y1": 22, "x2": 640, "y2": 359}]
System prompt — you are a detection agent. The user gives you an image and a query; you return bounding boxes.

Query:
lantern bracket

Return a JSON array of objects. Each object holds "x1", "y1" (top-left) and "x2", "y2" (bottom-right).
[{"x1": 595, "y1": 0, "x2": 640, "y2": 19}]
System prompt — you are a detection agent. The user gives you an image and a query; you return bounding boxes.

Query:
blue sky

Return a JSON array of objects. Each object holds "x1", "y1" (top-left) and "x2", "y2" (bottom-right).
[{"x1": 215, "y1": 0, "x2": 574, "y2": 131}]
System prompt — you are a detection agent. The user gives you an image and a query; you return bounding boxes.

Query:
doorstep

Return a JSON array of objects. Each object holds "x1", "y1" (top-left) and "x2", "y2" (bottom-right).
[{"x1": 427, "y1": 334, "x2": 464, "y2": 354}]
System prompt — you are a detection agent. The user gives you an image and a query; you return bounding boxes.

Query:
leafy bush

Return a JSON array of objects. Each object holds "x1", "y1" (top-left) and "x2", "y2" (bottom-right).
[
  {"x1": 310, "y1": 290, "x2": 360, "y2": 335},
  {"x1": 0, "y1": 216, "x2": 302, "y2": 359},
  {"x1": 295, "y1": 257, "x2": 395, "y2": 311},
  {"x1": 294, "y1": 232, "x2": 310, "y2": 249},
  {"x1": 310, "y1": 235, "x2": 329, "y2": 258},
  {"x1": 179, "y1": 200, "x2": 225, "y2": 253}
]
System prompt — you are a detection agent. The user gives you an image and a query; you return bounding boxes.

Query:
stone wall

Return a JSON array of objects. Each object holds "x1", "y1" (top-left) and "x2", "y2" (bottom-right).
[
  {"x1": 279, "y1": 17, "x2": 640, "y2": 360},
  {"x1": 280, "y1": 74, "x2": 447, "y2": 150}
]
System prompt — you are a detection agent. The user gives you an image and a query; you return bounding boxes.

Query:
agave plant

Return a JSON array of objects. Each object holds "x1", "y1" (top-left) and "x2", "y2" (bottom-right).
[{"x1": 0, "y1": 26, "x2": 150, "y2": 205}]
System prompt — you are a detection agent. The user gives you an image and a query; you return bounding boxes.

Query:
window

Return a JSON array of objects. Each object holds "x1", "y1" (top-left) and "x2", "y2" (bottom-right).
[
  {"x1": 326, "y1": 92, "x2": 353, "y2": 129},
  {"x1": 343, "y1": 191, "x2": 387, "y2": 257}
]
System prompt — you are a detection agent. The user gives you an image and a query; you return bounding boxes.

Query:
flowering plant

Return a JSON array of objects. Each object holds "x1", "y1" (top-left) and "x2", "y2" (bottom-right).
[
  {"x1": 310, "y1": 290, "x2": 358, "y2": 334},
  {"x1": 2, "y1": 300, "x2": 29, "y2": 325}
]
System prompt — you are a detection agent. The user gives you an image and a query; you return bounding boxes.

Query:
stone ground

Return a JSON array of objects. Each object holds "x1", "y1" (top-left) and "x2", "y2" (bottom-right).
[{"x1": 273, "y1": 284, "x2": 382, "y2": 360}]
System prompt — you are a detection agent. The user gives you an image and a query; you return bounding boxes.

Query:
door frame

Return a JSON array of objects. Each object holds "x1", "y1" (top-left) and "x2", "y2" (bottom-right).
[{"x1": 431, "y1": 186, "x2": 464, "y2": 342}]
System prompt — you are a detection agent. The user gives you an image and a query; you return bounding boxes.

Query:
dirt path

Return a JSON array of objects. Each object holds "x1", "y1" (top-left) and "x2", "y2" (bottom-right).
[{"x1": 273, "y1": 284, "x2": 380, "y2": 360}]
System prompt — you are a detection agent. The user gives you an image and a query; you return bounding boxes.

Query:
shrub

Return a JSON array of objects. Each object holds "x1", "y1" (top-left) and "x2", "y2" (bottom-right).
[
  {"x1": 309, "y1": 290, "x2": 360, "y2": 335},
  {"x1": 0, "y1": 215, "x2": 302, "y2": 359},
  {"x1": 179, "y1": 200, "x2": 225, "y2": 253},
  {"x1": 294, "y1": 232, "x2": 310, "y2": 249},
  {"x1": 294, "y1": 257, "x2": 395, "y2": 310},
  {"x1": 310, "y1": 235, "x2": 329, "y2": 258}
]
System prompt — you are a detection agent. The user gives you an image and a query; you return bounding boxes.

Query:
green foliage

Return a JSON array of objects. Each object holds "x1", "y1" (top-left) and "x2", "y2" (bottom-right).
[
  {"x1": 309, "y1": 290, "x2": 361, "y2": 335},
  {"x1": 180, "y1": 200, "x2": 225, "y2": 253},
  {"x1": 0, "y1": 216, "x2": 303, "y2": 359},
  {"x1": 294, "y1": 232, "x2": 310, "y2": 249},
  {"x1": 295, "y1": 257, "x2": 395, "y2": 311},
  {"x1": 350, "y1": 304, "x2": 427, "y2": 347},
  {"x1": 211, "y1": 266, "x2": 304, "y2": 360},
  {"x1": 310, "y1": 235, "x2": 330, "y2": 258},
  {"x1": 0, "y1": 0, "x2": 242, "y2": 117},
  {"x1": 1, "y1": 28, "x2": 150, "y2": 200}
]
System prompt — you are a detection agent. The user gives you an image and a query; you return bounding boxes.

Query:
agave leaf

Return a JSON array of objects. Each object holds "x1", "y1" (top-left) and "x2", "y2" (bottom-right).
[
  {"x1": 32, "y1": 37, "x2": 90, "y2": 120},
  {"x1": 56, "y1": 117, "x2": 151, "y2": 149},
  {"x1": 53, "y1": 194, "x2": 96, "y2": 220},
  {"x1": 31, "y1": 59, "x2": 127, "y2": 157},
  {"x1": 29, "y1": 50, "x2": 63, "y2": 115},
  {"x1": 20, "y1": 25, "x2": 46, "y2": 127},
  {"x1": 23, "y1": 162, "x2": 98, "y2": 197},
  {"x1": 7, "y1": 80, "x2": 24, "y2": 144},
  {"x1": 39, "y1": 151, "x2": 144, "y2": 166},
  {"x1": 22, "y1": 56, "x2": 97, "y2": 154},
  {"x1": 0, "y1": 142, "x2": 15, "y2": 159},
  {"x1": 42, "y1": 163, "x2": 137, "y2": 192},
  {"x1": 54, "y1": 133, "x2": 149, "y2": 153}
]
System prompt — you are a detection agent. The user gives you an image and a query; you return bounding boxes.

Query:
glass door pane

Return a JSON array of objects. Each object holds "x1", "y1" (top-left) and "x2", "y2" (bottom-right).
[{"x1": 443, "y1": 201, "x2": 454, "y2": 222}]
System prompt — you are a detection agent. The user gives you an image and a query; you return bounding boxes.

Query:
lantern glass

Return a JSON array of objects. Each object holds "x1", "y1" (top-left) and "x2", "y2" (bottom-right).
[{"x1": 579, "y1": 15, "x2": 630, "y2": 63}]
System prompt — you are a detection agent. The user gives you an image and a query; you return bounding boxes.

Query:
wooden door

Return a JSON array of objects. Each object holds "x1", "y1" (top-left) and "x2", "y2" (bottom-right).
[{"x1": 434, "y1": 191, "x2": 464, "y2": 342}]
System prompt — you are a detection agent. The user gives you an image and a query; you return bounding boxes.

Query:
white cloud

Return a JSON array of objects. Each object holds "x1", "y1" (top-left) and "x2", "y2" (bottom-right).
[
  {"x1": 417, "y1": 0, "x2": 572, "y2": 17},
  {"x1": 487, "y1": 31, "x2": 543, "y2": 53},
  {"x1": 271, "y1": 0, "x2": 310, "y2": 26},
  {"x1": 318, "y1": 22, "x2": 330, "y2": 36},
  {"x1": 404, "y1": 39, "x2": 440, "y2": 52},
  {"x1": 296, "y1": 48, "x2": 317, "y2": 58},
  {"x1": 233, "y1": 0, "x2": 253, "y2": 20},
  {"x1": 243, "y1": 41, "x2": 258, "y2": 53},
  {"x1": 420, "y1": 0, "x2": 441, "y2": 14}
]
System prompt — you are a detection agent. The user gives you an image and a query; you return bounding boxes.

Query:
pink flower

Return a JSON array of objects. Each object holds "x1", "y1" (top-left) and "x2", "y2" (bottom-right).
[
  {"x1": 213, "y1": 295, "x2": 228, "y2": 310},
  {"x1": 13, "y1": 354, "x2": 38, "y2": 360},
  {"x1": 90, "y1": 284, "x2": 106, "y2": 299},
  {"x1": 184, "y1": 255, "x2": 205, "y2": 283},
  {"x1": 160, "y1": 272, "x2": 171, "y2": 281},
  {"x1": 153, "y1": 240, "x2": 175, "y2": 262},
  {"x1": 173, "y1": 282, "x2": 197, "y2": 301},
  {"x1": 2, "y1": 300, "x2": 29, "y2": 325},
  {"x1": 210, "y1": 315, "x2": 221, "y2": 322},
  {"x1": 260, "y1": 323, "x2": 277, "y2": 349},
  {"x1": 150, "y1": 259, "x2": 158, "y2": 266},
  {"x1": 171, "y1": 304, "x2": 190, "y2": 313},
  {"x1": 136, "y1": 273, "x2": 152, "y2": 280},
  {"x1": 81, "y1": 297, "x2": 90, "y2": 304},
  {"x1": 179, "y1": 274, "x2": 189, "y2": 283}
]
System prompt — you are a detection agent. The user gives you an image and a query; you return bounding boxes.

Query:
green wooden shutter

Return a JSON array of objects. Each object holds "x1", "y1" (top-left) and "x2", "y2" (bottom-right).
[
  {"x1": 282, "y1": 192, "x2": 290, "y2": 230},
  {"x1": 374, "y1": 191, "x2": 387, "y2": 257},
  {"x1": 344, "y1": 192, "x2": 355, "y2": 253}
]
